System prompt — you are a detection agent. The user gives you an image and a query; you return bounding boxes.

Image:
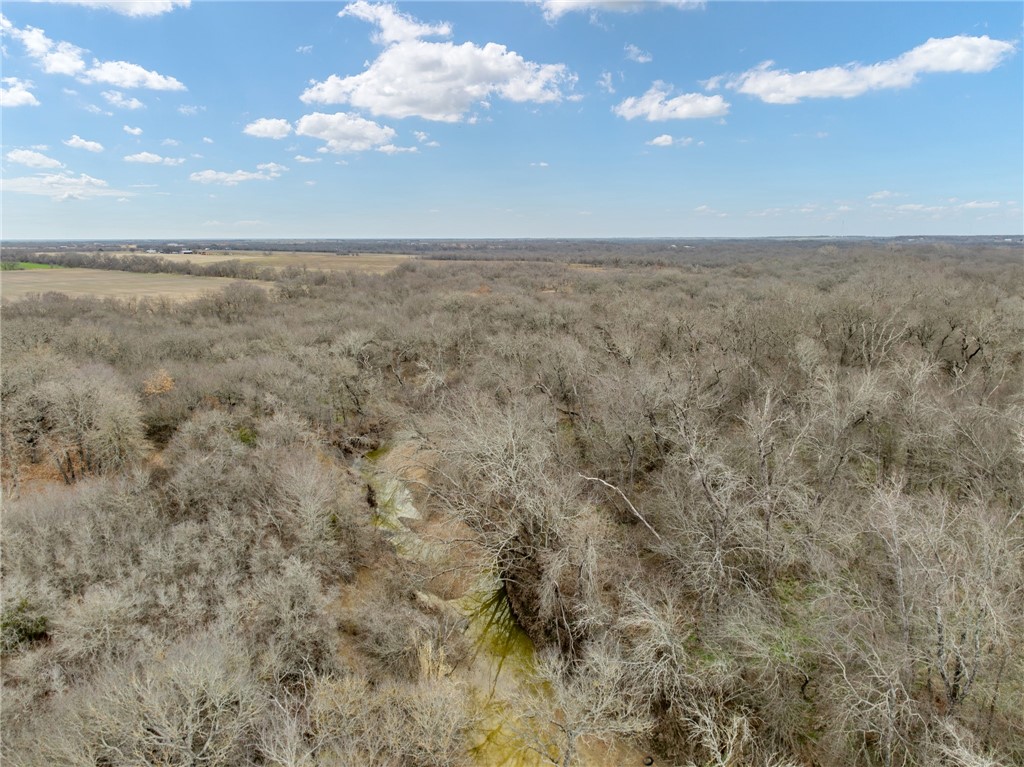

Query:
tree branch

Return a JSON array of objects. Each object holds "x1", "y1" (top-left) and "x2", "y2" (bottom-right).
[{"x1": 578, "y1": 474, "x2": 662, "y2": 542}]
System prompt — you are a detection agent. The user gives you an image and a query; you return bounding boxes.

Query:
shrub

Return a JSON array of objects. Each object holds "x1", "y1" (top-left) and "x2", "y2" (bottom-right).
[{"x1": 0, "y1": 599, "x2": 49, "y2": 653}]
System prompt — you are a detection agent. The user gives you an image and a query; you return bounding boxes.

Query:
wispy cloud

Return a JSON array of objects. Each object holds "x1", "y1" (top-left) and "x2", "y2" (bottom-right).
[
  {"x1": 711, "y1": 35, "x2": 1016, "y2": 104},
  {"x1": 625, "y1": 43, "x2": 652, "y2": 64},
  {"x1": 2, "y1": 171, "x2": 125, "y2": 200},
  {"x1": 537, "y1": 1, "x2": 703, "y2": 22},
  {"x1": 414, "y1": 130, "x2": 440, "y2": 147},
  {"x1": 124, "y1": 151, "x2": 185, "y2": 166},
  {"x1": 615, "y1": 81, "x2": 728, "y2": 120},
  {"x1": 378, "y1": 144, "x2": 418, "y2": 154},
  {"x1": 694, "y1": 204, "x2": 726, "y2": 217},
  {"x1": 38, "y1": 1, "x2": 190, "y2": 17},
  {"x1": 190, "y1": 162, "x2": 288, "y2": 185},
  {"x1": 102, "y1": 90, "x2": 144, "y2": 109},
  {"x1": 646, "y1": 134, "x2": 693, "y2": 147},
  {"x1": 6, "y1": 148, "x2": 63, "y2": 168}
]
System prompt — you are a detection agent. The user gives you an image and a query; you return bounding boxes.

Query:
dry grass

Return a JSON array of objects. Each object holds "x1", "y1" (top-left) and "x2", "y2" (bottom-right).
[
  {"x1": 104, "y1": 250, "x2": 416, "y2": 273},
  {"x1": 1, "y1": 269, "x2": 256, "y2": 301}
]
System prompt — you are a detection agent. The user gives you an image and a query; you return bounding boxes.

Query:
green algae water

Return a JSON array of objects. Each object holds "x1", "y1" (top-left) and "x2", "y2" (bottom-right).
[
  {"x1": 361, "y1": 446, "x2": 549, "y2": 766},
  {"x1": 461, "y1": 581, "x2": 552, "y2": 767}
]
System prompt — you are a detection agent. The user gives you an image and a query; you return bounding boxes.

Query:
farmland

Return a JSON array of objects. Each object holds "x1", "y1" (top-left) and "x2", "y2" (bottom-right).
[
  {"x1": 160, "y1": 249, "x2": 415, "y2": 274},
  {"x1": 0, "y1": 250, "x2": 419, "y2": 301},
  {"x1": 83, "y1": 250, "x2": 415, "y2": 273},
  {"x1": 0, "y1": 268, "x2": 257, "y2": 301}
]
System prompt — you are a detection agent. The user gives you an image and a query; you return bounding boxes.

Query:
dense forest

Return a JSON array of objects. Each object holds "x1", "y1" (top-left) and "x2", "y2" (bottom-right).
[{"x1": 2, "y1": 245, "x2": 1022, "y2": 766}]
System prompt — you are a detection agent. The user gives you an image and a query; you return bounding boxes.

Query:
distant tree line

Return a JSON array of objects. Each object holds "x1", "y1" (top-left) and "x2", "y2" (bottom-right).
[
  {"x1": 5, "y1": 236, "x2": 1021, "y2": 269},
  {"x1": 4, "y1": 250, "x2": 288, "y2": 282}
]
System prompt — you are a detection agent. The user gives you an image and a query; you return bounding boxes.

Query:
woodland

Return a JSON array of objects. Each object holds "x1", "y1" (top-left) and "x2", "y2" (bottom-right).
[{"x1": 1, "y1": 242, "x2": 1022, "y2": 766}]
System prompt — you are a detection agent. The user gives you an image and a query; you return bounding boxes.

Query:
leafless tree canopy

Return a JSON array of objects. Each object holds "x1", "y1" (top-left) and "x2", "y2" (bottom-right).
[{"x1": 2, "y1": 242, "x2": 1022, "y2": 766}]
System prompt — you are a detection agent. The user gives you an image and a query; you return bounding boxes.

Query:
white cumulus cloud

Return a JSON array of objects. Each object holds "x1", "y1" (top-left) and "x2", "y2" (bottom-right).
[
  {"x1": 6, "y1": 148, "x2": 63, "y2": 168},
  {"x1": 63, "y1": 134, "x2": 104, "y2": 152},
  {"x1": 341, "y1": 0, "x2": 451, "y2": 44},
  {"x1": 2, "y1": 15, "x2": 186, "y2": 90},
  {"x1": 0, "y1": 77, "x2": 40, "y2": 107},
  {"x1": 244, "y1": 118, "x2": 293, "y2": 139},
  {"x1": 124, "y1": 151, "x2": 184, "y2": 166},
  {"x1": 294, "y1": 111, "x2": 396, "y2": 153},
  {"x1": 614, "y1": 81, "x2": 728, "y2": 120},
  {"x1": 123, "y1": 125, "x2": 143, "y2": 135},
  {"x1": 302, "y1": 2, "x2": 572, "y2": 122},
  {"x1": 84, "y1": 60, "x2": 185, "y2": 90},
  {"x1": 32, "y1": 38, "x2": 86, "y2": 75},
  {"x1": 1, "y1": 18, "x2": 87, "y2": 75},
  {"x1": 537, "y1": 1, "x2": 703, "y2": 22},
  {"x1": 716, "y1": 35, "x2": 1016, "y2": 104}
]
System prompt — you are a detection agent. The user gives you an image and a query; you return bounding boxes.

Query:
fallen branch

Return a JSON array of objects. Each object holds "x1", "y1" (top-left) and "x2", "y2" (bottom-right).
[{"x1": 579, "y1": 474, "x2": 662, "y2": 542}]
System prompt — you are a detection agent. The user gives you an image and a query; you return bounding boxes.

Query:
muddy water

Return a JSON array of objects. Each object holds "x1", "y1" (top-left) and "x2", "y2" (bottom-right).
[
  {"x1": 459, "y1": 581, "x2": 552, "y2": 767},
  {"x1": 360, "y1": 447, "x2": 554, "y2": 765}
]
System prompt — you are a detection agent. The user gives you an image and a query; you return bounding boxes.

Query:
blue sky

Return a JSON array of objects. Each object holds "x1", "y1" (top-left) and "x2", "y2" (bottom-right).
[{"x1": 1, "y1": 1, "x2": 1021, "y2": 239}]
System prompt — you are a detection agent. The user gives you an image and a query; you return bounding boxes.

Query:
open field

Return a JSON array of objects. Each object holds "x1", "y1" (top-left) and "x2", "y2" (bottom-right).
[
  {"x1": 45, "y1": 250, "x2": 418, "y2": 273},
  {"x1": 1, "y1": 268, "x2": 253, "y2": 301},
  {"x1": 192, "y1": 250, "x2": 414, "y2": 273}
]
